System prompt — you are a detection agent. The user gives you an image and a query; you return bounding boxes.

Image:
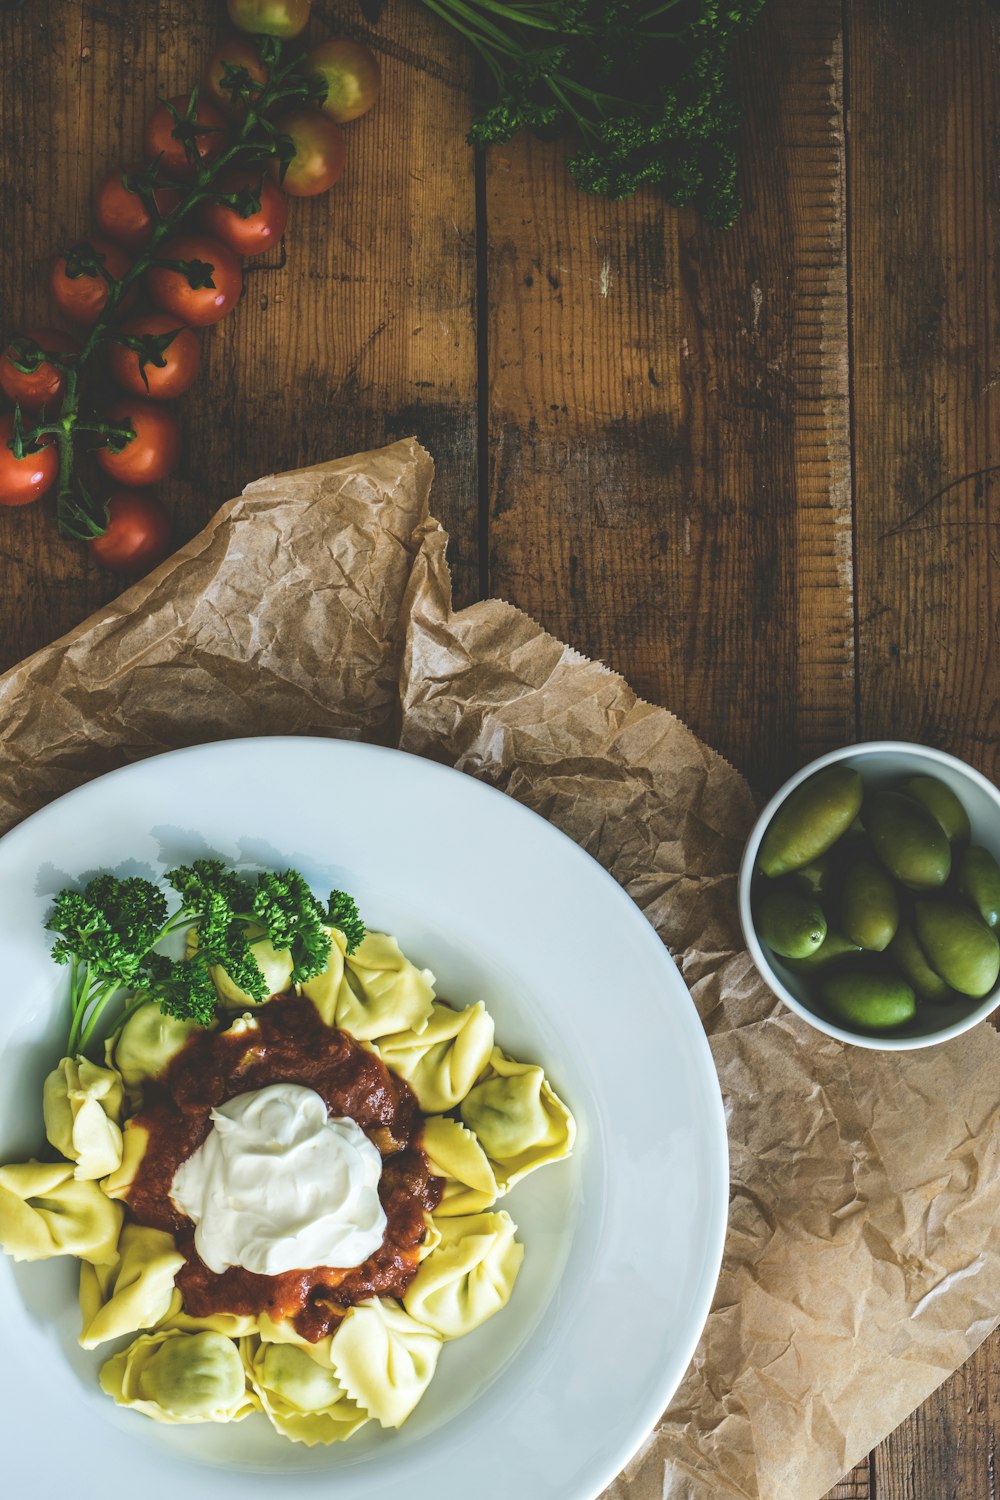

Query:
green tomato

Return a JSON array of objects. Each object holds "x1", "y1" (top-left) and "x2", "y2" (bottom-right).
[
  {"x1": 227, "y1": 0, "x2": 311, "y2": 40},
  {"x1": 306, "y1": 38, "x2": 381, "y2": 123}
]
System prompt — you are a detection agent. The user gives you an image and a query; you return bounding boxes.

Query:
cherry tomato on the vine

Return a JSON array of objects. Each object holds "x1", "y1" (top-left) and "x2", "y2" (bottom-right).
[
  {"x1": 144, "y1": 95, "x2": 230, "y2": 181},
  {"x1": 147, "y1": 234, "x2": 243, "y2": 327},
  {"x1": 270, "y1": 110, "x2": 346, "y2": 197},
  {"x1": 203, "y1": 38, "x2": 270, "y2": 117},
  {"x1": 109, "y1": 314, "x2": 201, "y2": 401},
  {"x1": 0, "y1": 328, "x2": 77, "y2": 411},
  {"x1": 199, "y1": 170, "x2": 288, "y2": 257},
  {"x1": 306, "y1": 38, "x2": 381, "y2": 123},
  {"x1": 0, "y1": 413, "x2": 57, "y2": 507},
  {"x1": 95, "y1": 164, "x2": 182, "y2": 252},
  {"x1": 51, "y1": 237, "x2": 136, "y2": 326},
  {"x1": 95, "y1": 397, "x2": 182, "y2": 487},
  {"x1": 88, "y1": 489, "x2": 171, "y2": 572},
  {"x1": 228, "y1": 0, "x2": 311, "y2": 40}
]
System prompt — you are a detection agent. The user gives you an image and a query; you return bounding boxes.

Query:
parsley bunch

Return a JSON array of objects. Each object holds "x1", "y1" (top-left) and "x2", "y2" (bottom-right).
[
  {"x1": 46, "y1": 860, "x2": 365, "y2": 1057},
  {"x1": 420, "y1": 0, "x2": 766, "y2": 226}
]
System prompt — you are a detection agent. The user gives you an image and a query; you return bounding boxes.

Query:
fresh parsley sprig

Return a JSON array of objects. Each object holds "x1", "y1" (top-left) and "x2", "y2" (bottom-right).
[{"x1": 45, "y1": 860, "x2": 366, "y2": 1058}]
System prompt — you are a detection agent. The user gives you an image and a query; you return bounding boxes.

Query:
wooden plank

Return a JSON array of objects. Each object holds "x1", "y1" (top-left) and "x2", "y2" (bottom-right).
[
  {"x1": 483, "y1": 0, "x2": 853, "y2": 795},
  {"x1": 824, "y1": 1460, "x2": 872, "y2": 1500},
  {"x1": 873, "y1": 1338, "x2": 1000, "y2": 1499},
  {"x1": 0, "y1": 0, "x2": 479, "y2": 676},
  {"x1": 850, "y1": 0, "x2": 1000, "y2": 781},
  {"x1": 845, "y1": 0, "x2": 1000, "y2": 1493}
]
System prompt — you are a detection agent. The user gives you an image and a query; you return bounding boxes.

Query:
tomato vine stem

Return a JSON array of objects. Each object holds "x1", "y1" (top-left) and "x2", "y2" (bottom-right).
[{"x1": 16, "y1": 34, "x2": 321, "y2": 541}]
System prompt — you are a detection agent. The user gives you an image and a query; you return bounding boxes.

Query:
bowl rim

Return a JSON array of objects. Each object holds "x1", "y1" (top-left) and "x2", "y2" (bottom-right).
[{"x1": 738, "y1": 739, "x2": 1000, "y2": 1051}]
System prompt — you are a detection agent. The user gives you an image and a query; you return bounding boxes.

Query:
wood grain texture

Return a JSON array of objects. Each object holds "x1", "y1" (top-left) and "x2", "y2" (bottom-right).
[
  {"x1": 849, "y1": 0, "x2": 1000, "y2": 781},
  {"x1": 836, "y1": 2, "x2": 1000, "y2": 1496},
  {"x1": 0, "y1": 0, "x2": 478, "y2": 675},
  {"x1": 826, "y1": 1460, "x2": 873, "y2": 1500},
  {"x1": 873, "y1": 1334, "x2": 1000, "y2": 1500},
  {"x1": 483, "y1": 0, "x2": 853, "y2": 795}
]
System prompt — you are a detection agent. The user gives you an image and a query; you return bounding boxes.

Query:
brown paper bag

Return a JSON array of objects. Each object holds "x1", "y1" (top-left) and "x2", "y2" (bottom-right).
[{"x1": 2, "y1": 438, "x2": 998, "y2": 1500}]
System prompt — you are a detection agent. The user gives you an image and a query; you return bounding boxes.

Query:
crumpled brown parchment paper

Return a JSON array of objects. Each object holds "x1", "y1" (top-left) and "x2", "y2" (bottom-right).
[{"x1": 2, "y1": 438, "x2": 999, "y2": 1500}]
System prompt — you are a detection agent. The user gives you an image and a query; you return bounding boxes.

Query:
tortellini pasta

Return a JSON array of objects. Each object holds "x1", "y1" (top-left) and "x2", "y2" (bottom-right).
[
  {"x1": 79, "y1": 1223, "x2": 185, "y2": 1349},
  {"x1": 242, "y1": 1338, "x2": 369, "y2": 1445},
  {"x1": 100, "y1": 1329, "x2": 258, "y2": 1425},
  {"x1": 376, "y1": 1001, "x2": 495, "y2": 1114},
  {"x1": 43, "y1": 1056, "x2": 124, "y2": 1180},
  {"x1": 420, "y1": 1115, "x2": 499, "y2": 1217},
  {"x1": 159, "y1": 1303, "x2": 260, "y2": 1339},
  {"x1": 0, "y1": 1160, "x2": 122, "y2": 1264},
  {"x1": 329, "y1": 1298, "x2": 443, "y2": 1429},
  {"x1": 101, "y1": 1118, "x2": 149, "y2": 1201},
  {"x1": 304, "y1": 927, "x2": 436, "y2": 1041},
  {"x1": 201, "y1": 929, "x2": 294, "y2": 1008},
  {"x1": 460, "y1": 1047, "x2": 576, "y2": 1191},
  {"x1": 3, "y1": 910, "x2": 576, "y2": 1447},
  {"x1": 403, "y1": 1211, "x2": 524, "y2": 1340},
  {"x1": 110, "y1": 1001, "x2": 203, "y2": 1096}
]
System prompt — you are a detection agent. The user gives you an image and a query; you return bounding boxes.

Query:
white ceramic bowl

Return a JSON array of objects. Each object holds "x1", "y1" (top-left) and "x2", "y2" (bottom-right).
[{"x1": 738, "y1": 741, "x2": 1000, "y2": 1050}]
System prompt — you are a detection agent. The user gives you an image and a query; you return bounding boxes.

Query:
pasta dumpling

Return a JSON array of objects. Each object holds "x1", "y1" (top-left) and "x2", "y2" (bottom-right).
[
  {"x1": 43, "y1": 1055, "x2": 124, "y2": 1181},
  {"x1": 79, "y1": 1223, "x2": 184, "y2": 1349},
  {"x1": 101, "y1": 1118, "x2": 149, "y2": 1201},
  {"x1": 110, "y1": 1002, "x2": 203, "y2": 1095},
  {"x1": 158, "y1": 1302, "x2": 260, "y2": 1338},
  {"x1": 0, "y1": 1160, "x2": 122, "y2": 1264},
  {"x1": 403, "y1": 1211, "x2": 523, "y2": 1340},
  {"x1": 460, "y1": 1048, "x2": 576, "y2": 1190},
  {"x1": 376, "y1": 1002, "x2": 495, "y2": 1114},
  {"x1": 242, "y1": 1338, "x2": 369, "y2": 1445},
  {"x1": 304, "y1": 928, "x2": 436, "y2": 1041},
  {"x1": 202, "y1": 929, "x2": 294, "y2": 1008},
  {"x1": 420, "y1": 1115, "x2": 499, "y2": 1216},
  {"x1": 329, "y1": 1298, "x2": 442, "y2": 1429},
  {"x1": 100, "y1": 1329, "x2": 257, "y2": 1425}
]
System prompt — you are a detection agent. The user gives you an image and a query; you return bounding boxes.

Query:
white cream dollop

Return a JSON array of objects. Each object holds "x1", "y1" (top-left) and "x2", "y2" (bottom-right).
[{"x1": 170, "y1": 1084, "x2": 387, "y2": 1276}]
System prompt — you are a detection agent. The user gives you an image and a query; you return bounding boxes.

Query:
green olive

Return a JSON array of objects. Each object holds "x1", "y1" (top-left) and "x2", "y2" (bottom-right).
[
  {"x1": 791, "y1": 856, "x2": 834, "y2": 900},
  {"x1": 839, "y1": 859, "x2": 900, "y2": 952},
  {"x1": 914, "y1": 897, "x2": 1000, "y2": 999},
  {"x1": 784, "y1": 928, "x2": 862, "y2": 973},
  {"x1": 898, "y1": 775, "x2": 971, "y2": 843},
  {"x1": 820, "y1": 972, "x2": 917, "y2": 1030},
  {"x1": 887, "y1": 920, "x2": 955, "y2": 1003},
  {"x1": 754, "y1": 888, "x2": 827, "y2": 959},
  {"x1": 758, "y1": 767, "x2": 863, "y2": 878},
  {"x1": 957, "y1": 846, "x2": 1000, "y2": 929},
  {"x1": 866, "y1": 790, "x2": 951, "y2": 890}
]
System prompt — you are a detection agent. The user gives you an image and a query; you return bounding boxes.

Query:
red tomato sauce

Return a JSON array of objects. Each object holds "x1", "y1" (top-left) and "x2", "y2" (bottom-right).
[{"x1": 125, "y1": 994, "x2": 441, "y2": 1342}]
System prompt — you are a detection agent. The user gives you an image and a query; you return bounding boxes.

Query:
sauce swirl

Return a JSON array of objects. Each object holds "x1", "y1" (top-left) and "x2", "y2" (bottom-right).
[{"x1": 126, "y1": 995, "x2": 441, "y2": 1342}]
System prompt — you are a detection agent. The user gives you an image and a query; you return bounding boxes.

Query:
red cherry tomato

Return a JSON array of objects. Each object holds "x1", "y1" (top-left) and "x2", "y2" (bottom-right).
[
  {"x1": 306, "y1": 38, "x2": 381, "y2": 123},
  {"x1": 0, "y1": 413, "x2": 57, "y2": 507},
  {"x1": 89, "y1": 489, "x2": 172, "y2": 572},
  {"x1": 95, "y1": 398, "x2": 181, "y2": 486},
  {"x1": 270, "y1": 110, "x2": 346, "y2": 197},
  {"x1": 147, "y1": 234, "x2": 243, "y2": 327},
  {"x1": 228, "y1": 0, "x2": 311, "y2": 40},
  {"x1": 95, "y1": 163, "x2": 182, "y2": 252},
  {"x1": 51, "y1": 237, "x2": 136, "y2": 326},
  {"x1": 109, "y1": 315, "x2": 201, "y2": 401},
  {"x1": 199, "y1": 170, "x2": 288, "y2": 257},
  {"x1": 203, "y1": 38, "x2": 270, "y2": 117},
  {"x1": 144, "y1": 94, "x2": 229, "y2": 181},
  {"x1": 0, "y1": 328, "x2": 77, "y2": 411}
]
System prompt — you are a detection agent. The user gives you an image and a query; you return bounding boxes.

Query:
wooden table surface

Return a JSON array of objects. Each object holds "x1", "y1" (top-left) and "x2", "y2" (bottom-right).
[{"x1": 0, "y1": 0, "x2": 997, "y2": 1494}]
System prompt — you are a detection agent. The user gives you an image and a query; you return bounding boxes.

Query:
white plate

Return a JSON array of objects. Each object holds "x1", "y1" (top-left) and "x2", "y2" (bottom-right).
[{"x1": 0, "y1": 738, "x2": 728, "y2": 1500}]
